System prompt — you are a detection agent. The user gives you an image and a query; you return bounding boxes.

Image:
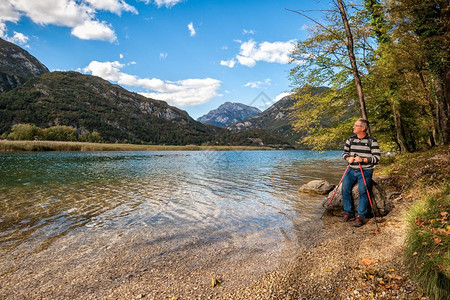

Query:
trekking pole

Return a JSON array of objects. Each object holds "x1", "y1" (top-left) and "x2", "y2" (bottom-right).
[
  {"x1": 358, "y1": 162, "x2": 380, "y2": 231},
  {"x1": 320, "y1": 164, "x2": 350, "y2": 219}
]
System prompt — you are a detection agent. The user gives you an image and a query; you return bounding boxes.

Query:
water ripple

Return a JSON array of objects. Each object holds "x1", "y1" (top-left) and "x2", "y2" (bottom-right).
[{"x1": 0, "y1": 151, "x2": 343, "y2": 255}]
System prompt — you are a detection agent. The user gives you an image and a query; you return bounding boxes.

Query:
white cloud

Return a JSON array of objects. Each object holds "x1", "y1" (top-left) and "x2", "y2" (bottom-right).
[
  {"x1": 187, "y1": 22, "x2": 196, "y2": 37},
  {"x1": 222, "y1": 39, "x2": 296, "y2": 68},
  {"x1": 9, "y1": 31, "x2": 29, "y2": 45},
  {"x1": 0, "y1": 0, "x2": 137, "y2": 42},
  {"x1": 83, "y1": 60, "x2": 221, "y2": 106},
  {"x1": 301, "y1": 24, "x2": 312, "y2": 31},
  {"x1": 160, "y1": 52, "x2": 168, "y2": 59},
  {"x1": 0, "y1": 22, "x2": 29, "y2": 45},
  {"x1": 153, "y1": 0, "x2": 183, "y2": 8},
  {"x1": 71, "y1": 20, "x2": 117, "y2": 42},
  {"x1": 274, "y1": 92, "x2": 291, "y2": 102},
  {"x1": 0, "y1": 2, "x2": 20, "y2": 23},
  {"x1": 84, "y1": 0, "x2": 137, "y2": 15},
  {"x1": 244, "y1": 78, "x2": 272, "y2": 89},
  {"x1": 258, "y1": 92, "x2": 292, "y2": 108},
  {"x1": 220, "y1": 59, "x2": 236, "y2": 68},
  {"x1": 120, "y1": 53, "x2": 124, "y2": 59},
  {"x1": 242, "y1": 29, "x2": 255, "y2": 35}
]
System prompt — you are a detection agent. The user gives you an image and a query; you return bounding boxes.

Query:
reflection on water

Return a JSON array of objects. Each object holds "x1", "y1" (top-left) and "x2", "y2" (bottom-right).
[{"x1": 0, "y1": 151, "x2": 343, "y2": 255}]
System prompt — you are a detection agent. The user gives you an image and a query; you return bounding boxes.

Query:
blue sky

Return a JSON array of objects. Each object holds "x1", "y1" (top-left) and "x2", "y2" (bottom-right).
[{"x1": 0, "y1": 0, "x2": 328, "y2": 119}]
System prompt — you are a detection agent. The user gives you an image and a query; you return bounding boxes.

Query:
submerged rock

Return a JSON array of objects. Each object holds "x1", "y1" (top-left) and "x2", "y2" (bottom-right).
[{"x1": 299, "y1": 180, "x2": 335, "y2": 195}]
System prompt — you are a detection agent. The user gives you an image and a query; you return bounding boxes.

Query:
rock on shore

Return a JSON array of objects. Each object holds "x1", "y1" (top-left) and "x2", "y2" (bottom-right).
[
  {"x1": 298, "y1": 180, "x2": 335, "y2": 195},
  {"x1": 323, "y1": 177, "x2": 390, "y2": 216}
]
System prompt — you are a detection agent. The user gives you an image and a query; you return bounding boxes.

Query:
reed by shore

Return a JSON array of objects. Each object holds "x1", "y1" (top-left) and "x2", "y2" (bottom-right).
[{"x1": 0, "y1": 140, "x2": 274, "y2": 152}]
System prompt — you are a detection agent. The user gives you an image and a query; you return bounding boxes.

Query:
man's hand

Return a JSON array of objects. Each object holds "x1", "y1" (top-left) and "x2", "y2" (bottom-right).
[
  {"x1": 347, "y1": 156, "x2": 355, "y2": 163},
  {"x1": 354, "y1": 156, "x2": 363, "y2": 163}
]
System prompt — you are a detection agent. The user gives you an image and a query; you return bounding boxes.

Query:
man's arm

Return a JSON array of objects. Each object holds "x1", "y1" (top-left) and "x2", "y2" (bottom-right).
[{"x1": 342, "y1": 138, "x2": 351, "y2": 162}]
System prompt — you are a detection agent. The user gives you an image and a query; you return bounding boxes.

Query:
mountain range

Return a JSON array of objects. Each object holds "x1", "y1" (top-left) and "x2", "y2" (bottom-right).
[
  {"x1": 226, "y1": 95, "x2": 301, "y2": 144},
  {"x1": 0, "y1": 38, "x2": 292, "y2": 147},
  {"x1": 197, "y1": 102, "x2": 261, "y2": 127}
]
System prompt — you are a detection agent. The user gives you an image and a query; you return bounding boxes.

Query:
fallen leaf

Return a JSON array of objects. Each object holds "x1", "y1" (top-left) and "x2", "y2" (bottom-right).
[
  {"x1": 325, "y1": 269, "x2": 331, "y2": 272},
  {"x1": 430, "y1": 228, "x2": 450, "y2": 235},
  {"x1": 446, "y1": 225, "x2": 450, "y2": 230},
  {"x1": 361, "y1": 258, "x2": 378, "y2": 266},
  {"x1": 415, "y1": 217, "x2": 425, "y2": 226},
  {"x1": 388, "y1": 274, "x2": 405, "y2": 280},
  {"x1": 413, "y1": 251, "x2": 418, "y2": 256},
  {"x1": 386, "y1": 283, "x2": 399, "y2": 290},
  {"x1": 389, "y1": 268, "x2": 395, "y2": 272},
  {"x1": 434, "y1": 237, "x2": 442, "y2": 244}
]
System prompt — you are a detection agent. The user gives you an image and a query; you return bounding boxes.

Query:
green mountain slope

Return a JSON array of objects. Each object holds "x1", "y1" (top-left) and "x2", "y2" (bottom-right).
[{"x1": 0, "y1": 71, "x2": 224, "y2": 145}]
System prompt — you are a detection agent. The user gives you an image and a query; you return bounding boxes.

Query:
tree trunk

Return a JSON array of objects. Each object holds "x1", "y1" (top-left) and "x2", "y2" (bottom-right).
[
  {"x1": 336, "y1": 0, "x2": 370, "y2": 134},
  {"x1": 433, "y1": 72, "x2": 449, "y2": 145},
  {"x1": 392, "y1": 103, "x2": 410, "y2": 152}
]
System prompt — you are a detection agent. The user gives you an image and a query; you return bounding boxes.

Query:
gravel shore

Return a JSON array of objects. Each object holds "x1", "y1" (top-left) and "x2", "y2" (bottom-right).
[
  {"x1": 1, "y1": 187, "x2": 429, "y2": 300},
  {"x1": 109, "y1": 195, "x2": 428, "y2": 299}
]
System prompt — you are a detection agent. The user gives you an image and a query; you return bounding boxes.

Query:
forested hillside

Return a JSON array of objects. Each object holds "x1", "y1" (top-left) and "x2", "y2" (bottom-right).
[{"x1": 0, "y1": 71, "x2": 225, "y2": 145}]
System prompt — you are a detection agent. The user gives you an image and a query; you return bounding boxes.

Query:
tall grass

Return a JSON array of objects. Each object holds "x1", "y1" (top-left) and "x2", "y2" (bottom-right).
[
  {"x1": 0, "y1": 140, "x2": 273, "y2": 152},
  {"x1": 405, "y1": 185, "x2": 450, "y2": 300}
]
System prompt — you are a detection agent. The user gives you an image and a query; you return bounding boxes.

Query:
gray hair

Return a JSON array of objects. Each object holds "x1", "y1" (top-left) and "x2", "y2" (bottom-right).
[{"x1": 357, "y1": 118, "x2": 369, "y2": 132}]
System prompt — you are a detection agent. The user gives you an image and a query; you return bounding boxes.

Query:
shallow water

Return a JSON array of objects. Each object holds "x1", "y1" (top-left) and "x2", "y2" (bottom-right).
[{"x1": 0, "y1": 150, "x2": 345, "y2": 297}]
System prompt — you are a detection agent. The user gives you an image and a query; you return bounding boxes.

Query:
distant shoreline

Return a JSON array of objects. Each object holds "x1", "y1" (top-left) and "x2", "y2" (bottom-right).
[{"x1": 0, "y1": 140, "x2": 275, "y2": 152}]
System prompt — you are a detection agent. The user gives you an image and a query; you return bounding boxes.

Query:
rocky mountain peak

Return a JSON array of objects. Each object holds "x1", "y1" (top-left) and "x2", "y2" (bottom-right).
[
  {"x1": 197, "y1": 102, "x2": 261, "y2": 127},
  {"x1": 0, "y1": 38, "x2": 49, "y2": 92}
]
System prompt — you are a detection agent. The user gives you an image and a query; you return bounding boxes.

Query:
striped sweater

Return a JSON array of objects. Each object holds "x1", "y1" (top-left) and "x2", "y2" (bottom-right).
[{"x1": 342, "y1": 134, "x2": 381, "y2": 170}]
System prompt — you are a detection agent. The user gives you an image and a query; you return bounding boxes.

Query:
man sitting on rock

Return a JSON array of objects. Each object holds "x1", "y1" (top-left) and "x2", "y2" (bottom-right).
[{"x1": 341, "y1": 118, "x2": 381, "y2": 227}]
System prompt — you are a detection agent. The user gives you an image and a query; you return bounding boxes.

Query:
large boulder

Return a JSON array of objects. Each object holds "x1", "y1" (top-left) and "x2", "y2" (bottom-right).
[
  {"x1": 322, "y1": 177, "x2": 389, "y2": 216},
  {"x1": 299, "y1": 180, "x2": 335, "y2": 195}
]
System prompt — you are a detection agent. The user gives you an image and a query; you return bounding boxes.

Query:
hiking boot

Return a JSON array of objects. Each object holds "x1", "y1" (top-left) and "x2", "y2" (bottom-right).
[
  {"x1": 353, "y1": 215, "x2": 364, "y2": 227},
  {"x1": 341, "y1": 213, "x2": 354, "y2": 222}
]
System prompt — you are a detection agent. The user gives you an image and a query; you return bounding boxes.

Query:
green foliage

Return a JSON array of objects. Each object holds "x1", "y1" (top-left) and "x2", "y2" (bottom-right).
[
  {"x1": 78, "y1": 131, "x2": 103, "y2": 143},
  {"x1": 290, "y1": 86, "x2": 359, "y2": 149},
  {"x1": 405, "y1": 186, "x2": 450, "y2": 300},
  {"x1": 289, "y1": 0, "x2": 448, "y2": 151},
  {"x1": 289, "y1": 2, "x2": 375, "y2": 149},
  {"x1": 4, "y1": 123, "x2": 104, "y2": 143},
  {"x1": 43, "y1": 126, "x2": 77, "y2": 141},
  {"x1": 8, "y1": 123, "x2": 43, "y2": 140}
]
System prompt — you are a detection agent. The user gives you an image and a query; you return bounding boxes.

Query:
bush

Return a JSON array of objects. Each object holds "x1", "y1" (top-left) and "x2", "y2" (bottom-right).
[
  {"x1": 405, "y1": 185, "x2": 450, "y2": 300},
  {"x1": 43, "y1": 126, "x2": 77, "y2": 141},
  {"x1": 8, "y1": 124, "x2": 43, "y2": 140},
  {"x1": 78, "y1": 131, "x2": 103, "y2": 143}
]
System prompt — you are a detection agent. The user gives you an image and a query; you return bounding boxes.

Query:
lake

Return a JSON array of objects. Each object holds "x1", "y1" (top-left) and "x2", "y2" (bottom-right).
[{"x1": 0, "y1": 150, "x2": 344, "y2": 298}]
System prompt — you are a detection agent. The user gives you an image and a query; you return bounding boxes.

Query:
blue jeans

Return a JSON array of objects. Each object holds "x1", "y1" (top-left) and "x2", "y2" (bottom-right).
[{"x1": 342, "y1": 168, "x2": 373, "y2": 219}]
